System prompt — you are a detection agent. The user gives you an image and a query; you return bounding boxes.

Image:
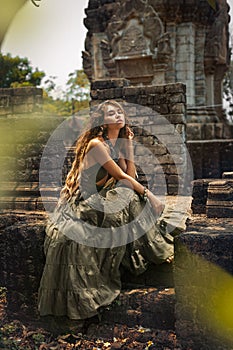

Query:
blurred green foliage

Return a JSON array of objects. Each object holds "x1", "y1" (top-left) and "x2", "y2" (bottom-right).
[
  {"x1": 0, "y1": 53, "x2": 45, "y2": 88},
  {"x1": 43, "y1": 69, "x2": 90, "y2": 116}
]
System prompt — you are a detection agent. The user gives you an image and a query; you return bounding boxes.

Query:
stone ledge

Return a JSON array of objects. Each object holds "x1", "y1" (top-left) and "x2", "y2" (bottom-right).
[
  {"x1": 91, "y1": 79, "x2": 130, "y2": 90},
  {"x1": 101, "y1": 287, "x2": 175, "y2": 330},
  {"x1": 174, "y1": 229, "x2": 233, "y2": 349}
]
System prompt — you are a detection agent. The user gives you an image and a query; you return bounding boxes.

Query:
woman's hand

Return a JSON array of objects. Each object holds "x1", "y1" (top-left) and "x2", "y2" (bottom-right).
[{"x1": 147, "y1": 191, "x2": 165, "y2": 217}]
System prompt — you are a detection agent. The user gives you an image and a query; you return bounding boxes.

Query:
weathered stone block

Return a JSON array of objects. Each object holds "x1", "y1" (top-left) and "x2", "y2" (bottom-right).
[
  {"x1": 175, "y1": 124, "x2": 186, "y2": 140},
  {"x1": 102, "y1": 88, "x2": 116, "y2": 99},
  {"x1": 191, "y1": 178, "x2": 213, "y2": 214},
  {"x1": 174, "y1": 232, "x2": 233, "y2": 349},
  {"x1": 222, "y1": 172, "x2": 233, "y2": 179},
  {"x1": 168, "y1": 93, "x2": 186, "y2": 104},
  {"x1": 165, "y1": 114, "x2": 186, "y2": 124},
  {"x1": 144, "y1": 85, "x2": 164, "y2": 94},
  {"x1": 206, "y1": 180, "x2": 233, "y2": 218},
  {"x1": 123, "y1": 87, "x2": 141, "y2": 96},
  {"x1": 164, "y1": 164, "x2": 178, "y2": 175},
  {"x1": 12, "y1": 95, "x2": 34, "y2": 105},
  {"x1": 90, "y1": 89, "x2": 99, "y2": 99},
  {"x1": 12, "y1": 87, "x2": 43, "y2": 96},
  {"x1": 165, "y1": 83, "x2": 186, "y2": 94},
  {"x1": 166, "y1": 184, "x2": 179, "y2": 195},
  {"x1": 91, "y1": 79, "x2": 129, "y2": 90},
  {"x1": 153, "y1": 103, "x2": 169, "y2": 115},
  {"x1": 186, "y1": 123, "x2": 203, "y2": 140},
  {"x1": 0, "y1": 107, "x2": 12, "y2": 115},
  {"x1": 12, "y1": 103, "x2": 34, "y2": 114},
  {"x1": 215, "y1": 123, "x2": 223, "y2": 139},
  {"x1": 167, "y1": 143, "x2": 186, "y2": 154},
  {"x1": 0, "y1": 95, "x2": 10, "y2": 108},
  {"x1": 148, "y1": 144, "x2": 167, "y2": 156},
  {"x1": 137, "y1": 95, "x2": 148, "y2": 105},
  {"x1": 150, "y1": 124, "x2": 175, "y2": 135},
  {"x1": 169, "y1": 103, "x2": 185, "y2": 114},
  {"x1": 203, "y1": 123, "x2": 215, "y2": 139}
]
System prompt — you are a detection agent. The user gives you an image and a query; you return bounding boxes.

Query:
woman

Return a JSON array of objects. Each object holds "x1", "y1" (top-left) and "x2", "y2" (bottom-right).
[{"x1": 38, "y1": 100, "x2": 174, "y2": 320}]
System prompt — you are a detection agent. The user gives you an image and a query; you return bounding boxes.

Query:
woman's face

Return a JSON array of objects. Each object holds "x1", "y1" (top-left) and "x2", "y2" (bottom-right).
[{"x1": 104, "y1": 104, "x2": 125, "y2": 128}]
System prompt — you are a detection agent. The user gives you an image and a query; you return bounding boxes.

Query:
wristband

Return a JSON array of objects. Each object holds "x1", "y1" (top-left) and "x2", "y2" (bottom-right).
[{"x1": 143, "y1": 187, "x2": 148, "y2": 202}]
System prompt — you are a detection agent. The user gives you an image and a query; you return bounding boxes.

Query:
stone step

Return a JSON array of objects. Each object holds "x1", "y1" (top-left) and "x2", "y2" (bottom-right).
[
  {"x1": 100, "y1": 287, "x2": 175, "y2": 330},
  {"x1": 207, "y1": 180, "x2": 233, "y2": 217},
  {"x1": 0, "y1": 196, "x2": 57, "y2": 211},
  {"x1": 0, "y1": 182, "x2": 59, "y2": 210},
  {"x1": 121, "y1": 262, "x2": 174, "y2": 289},
  {"x1": 3, "y1": 286, "x2": 175, "y2": 337},
  {"x1": 0, "y1": 181, "x2": 60, "y2": 196}
]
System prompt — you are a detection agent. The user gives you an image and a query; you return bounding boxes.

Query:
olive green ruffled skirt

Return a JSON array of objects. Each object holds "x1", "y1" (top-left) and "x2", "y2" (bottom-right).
[{"x1": 38, "y1": 186, "x2": 174, "y2": 320}]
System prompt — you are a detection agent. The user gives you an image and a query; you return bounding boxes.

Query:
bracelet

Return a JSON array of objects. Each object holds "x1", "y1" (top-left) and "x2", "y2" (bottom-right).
[{"x1": 143, "y1": 187, "x2": 148, "y2": 202}]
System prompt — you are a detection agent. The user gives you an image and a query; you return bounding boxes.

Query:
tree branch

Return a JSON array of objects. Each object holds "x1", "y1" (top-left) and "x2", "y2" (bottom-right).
[{"x1": 31, "y1": 0, "x2": 41, "y2": 7}]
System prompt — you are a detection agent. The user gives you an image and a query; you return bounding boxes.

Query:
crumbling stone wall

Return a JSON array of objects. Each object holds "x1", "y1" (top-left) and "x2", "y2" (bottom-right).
[
  {"x1": 0, "y1": 87, "x2": 66, "y2": 210},
  {"x1": 0, "y1": 211, "x2": 46, "y2": 309},
  {"x1": 187, "y1": 139, "x2": 233, "y2": 179}
]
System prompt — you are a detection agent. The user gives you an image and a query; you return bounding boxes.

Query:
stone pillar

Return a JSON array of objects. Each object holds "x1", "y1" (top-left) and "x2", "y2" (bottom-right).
[
  {"x1": 176, "y1": 23, "x2": 195, "y2": 106},
  {"x1": 92, "y1": 33, "x2": 107, "y2": 80},
  {"x1": 214, "y1": 64, "x2": 228, "y2": 120},
  {"x1": 195, "y1": 26, "x2": 206, "y2": 106},
  {"x1": 165, "y1": 23, "x2": 177, "y2": 84},
  {"x1": 205, "y1": 72, "x2": 215, "y2": 109}
]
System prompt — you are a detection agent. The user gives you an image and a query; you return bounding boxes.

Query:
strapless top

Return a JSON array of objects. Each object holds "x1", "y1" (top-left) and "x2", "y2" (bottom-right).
[
  {"x1": 79, "y1": 139, "x2": 120, "y2": 197},
  {"x1": 79, "y1": 163, "x2": 113, "y2": 197}
]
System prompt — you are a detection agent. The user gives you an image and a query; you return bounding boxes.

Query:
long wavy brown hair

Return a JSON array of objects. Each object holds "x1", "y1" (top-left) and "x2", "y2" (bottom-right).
[{"x1": 60, "y1": 100, "x2": 132, "y2": 202}]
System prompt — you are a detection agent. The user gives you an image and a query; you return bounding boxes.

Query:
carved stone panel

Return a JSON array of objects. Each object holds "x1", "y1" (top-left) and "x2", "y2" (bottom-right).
[
  {"x1": 116, "y1": 56, "x2": 154, "y2": 84},
  {"x1": 118, "y1": 25, "x2": 148, "y2": 57}
]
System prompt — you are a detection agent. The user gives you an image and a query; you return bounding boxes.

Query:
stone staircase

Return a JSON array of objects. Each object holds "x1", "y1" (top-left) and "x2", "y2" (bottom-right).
[
  {"x1": 0, "y1": 181, "x2": 59, "y2": 211},
  {"x1": 191, "y1": 172, "x2": 233, "y2": 217}
]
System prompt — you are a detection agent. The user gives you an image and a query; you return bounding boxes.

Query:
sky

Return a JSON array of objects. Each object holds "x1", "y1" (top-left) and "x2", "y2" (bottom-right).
[
  {"x1": 1, "y1": 0, "x2": 233, "y2": 91},
  {"x1": 2, "y1": 0, "x2": 89, "y2": 89}
]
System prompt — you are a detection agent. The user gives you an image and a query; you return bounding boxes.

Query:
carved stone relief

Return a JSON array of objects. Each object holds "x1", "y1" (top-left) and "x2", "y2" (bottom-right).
[
  {"x1": 82, "y1": 0, "x2": 173, "y2": 84},
  {"x1": 118, "y1": 25, "x2": 148, "y2": 57},
  {"x1": 204, "y1": 0, "x2": 230, "y2": 71},
  {"x1": 103, "y1": 0, "x2": 172, "y2": 84},
  {"x1": 82, "y1": 0, "x2": 231, "y2": 122}
]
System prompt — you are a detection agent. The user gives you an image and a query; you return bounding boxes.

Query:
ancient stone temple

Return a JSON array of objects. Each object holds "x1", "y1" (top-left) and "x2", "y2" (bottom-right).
[
  {"x1": 0, "y1": 2, "x2": 233, "y2": 349},
  {"x1": 83, "y1": 0, "x2": 233, "y2": 183},
  {"x1": 83, "y1": 0, "x2": 231, "y2": 124}
]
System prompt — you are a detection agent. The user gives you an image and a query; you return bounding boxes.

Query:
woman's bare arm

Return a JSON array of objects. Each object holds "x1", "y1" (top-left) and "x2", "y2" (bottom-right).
[
  {"x1": 118, "y1": 138, "x2": 136, "y2": 178},
  {"x1": 118, "y1": 155, "x2": 136, "y2": 179},
  {"x1": 88, "y1": 139, "x2": 164, "y2": 215}
]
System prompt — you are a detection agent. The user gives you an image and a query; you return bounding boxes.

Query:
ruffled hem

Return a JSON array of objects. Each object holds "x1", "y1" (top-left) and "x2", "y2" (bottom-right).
[{"x1": 38, "y1": 287, "x2": 120, "y2": 320}]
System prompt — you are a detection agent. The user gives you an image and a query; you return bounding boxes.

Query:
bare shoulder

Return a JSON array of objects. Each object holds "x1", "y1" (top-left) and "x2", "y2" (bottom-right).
[{"x1": 86, "y1": 137, "x2": 107, "y2": 152}]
